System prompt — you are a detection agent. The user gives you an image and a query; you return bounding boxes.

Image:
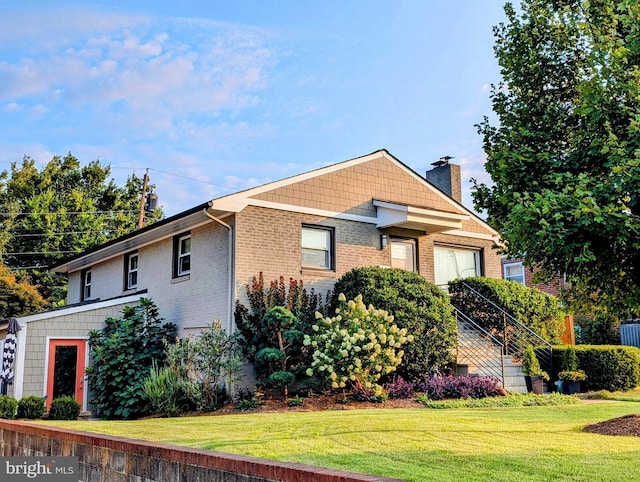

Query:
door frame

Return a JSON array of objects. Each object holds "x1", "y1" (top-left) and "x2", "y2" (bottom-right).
[{"x1": 44, "y1": 337, "x2": 88, "y2": 411}]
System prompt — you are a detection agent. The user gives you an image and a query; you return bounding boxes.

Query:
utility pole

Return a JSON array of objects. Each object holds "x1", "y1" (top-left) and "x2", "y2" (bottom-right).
[{"x1": 138, "y1": 169, "x2": 149, "y2": 229}]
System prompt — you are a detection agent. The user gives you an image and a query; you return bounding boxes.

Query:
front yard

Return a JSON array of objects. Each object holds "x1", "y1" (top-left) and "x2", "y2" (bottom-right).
[{"x1": 40, "y1": 398, "x2": 640, "y2": 481}]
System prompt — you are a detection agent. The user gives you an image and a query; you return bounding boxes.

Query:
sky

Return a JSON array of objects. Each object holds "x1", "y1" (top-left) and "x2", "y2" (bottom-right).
[{"x1": 0, "y1": 1, "x2": 508, "y2": 217}]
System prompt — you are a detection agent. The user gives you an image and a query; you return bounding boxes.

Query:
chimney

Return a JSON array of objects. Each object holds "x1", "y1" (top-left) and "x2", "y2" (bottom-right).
[{"x1": 425, "y1": 156, "x2": 462, "y2": 203}]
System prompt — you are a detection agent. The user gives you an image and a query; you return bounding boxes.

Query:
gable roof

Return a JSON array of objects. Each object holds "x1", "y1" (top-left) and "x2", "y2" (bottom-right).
[{"x1": 53, "y1": 149, "x2": 499, "y2": 273}]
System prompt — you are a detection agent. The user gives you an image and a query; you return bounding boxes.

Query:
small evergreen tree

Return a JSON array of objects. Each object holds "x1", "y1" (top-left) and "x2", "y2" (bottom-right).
[{"x1": 234, "y1": 273, "x2": 329, "y2": 391}]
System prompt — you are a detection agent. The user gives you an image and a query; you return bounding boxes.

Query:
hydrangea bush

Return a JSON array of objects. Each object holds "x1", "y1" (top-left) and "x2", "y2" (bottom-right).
[{"x1": 304, "y1": 293, "x2": 414, "y2": 395}]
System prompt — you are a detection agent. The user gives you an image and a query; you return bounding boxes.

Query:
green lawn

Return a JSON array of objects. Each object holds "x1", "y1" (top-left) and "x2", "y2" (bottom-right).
[{"x1": 41, "y1": 401, "x2": 640, "y2": 482}]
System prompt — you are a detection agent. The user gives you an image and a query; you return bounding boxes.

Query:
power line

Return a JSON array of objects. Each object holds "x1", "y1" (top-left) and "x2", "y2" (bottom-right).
[
  {"x1": 112, "y1": 166, "x2": 239, "y2": 192},
  {"x1": 3, "y1": 251, "x2": 80, "y2": 255},
  {"x1": 11, "y1": 231, "x2": 114, "y2": 237},
  {"x1": 0, "y1": 210, "x2": 138, "y2": 216}
]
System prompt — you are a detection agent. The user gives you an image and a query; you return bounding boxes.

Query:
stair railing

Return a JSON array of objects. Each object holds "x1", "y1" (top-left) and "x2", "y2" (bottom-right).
[
  {"x1": 454, "y1": 308, "x2": 505, "y2": 386},
  {"x1": 450, "y1": 282, "x2": 553, "y2": 373}
]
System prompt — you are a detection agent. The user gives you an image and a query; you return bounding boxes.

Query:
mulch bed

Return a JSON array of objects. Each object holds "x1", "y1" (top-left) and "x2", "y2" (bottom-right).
[
  {"x1": 212, "y1": 394, "x2": 423, "y2": 416},
  {"x1": 583, "y1": 414, "x2": 640, "y2": 437}
]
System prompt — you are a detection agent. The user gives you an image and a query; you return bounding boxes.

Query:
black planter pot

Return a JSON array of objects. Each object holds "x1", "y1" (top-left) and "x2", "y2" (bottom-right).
[
  {"x1": 566, "y1": 381, "x2": 581, "y2": 394},
  {"x1": 525, "y1": 375, "x2": 544, "y2": 394}
]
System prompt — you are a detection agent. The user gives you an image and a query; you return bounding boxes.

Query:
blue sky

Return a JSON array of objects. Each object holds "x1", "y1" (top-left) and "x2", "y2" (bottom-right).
[{"x1": 0, "y1": 1, "x2": 507, "y2": 216}]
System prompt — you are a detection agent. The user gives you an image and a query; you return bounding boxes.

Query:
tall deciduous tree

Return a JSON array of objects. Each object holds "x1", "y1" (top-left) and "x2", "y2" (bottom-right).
[
  {"x1": 0, "y1": 263, "x2": 47, "y2": 318},
  {"x1": 475, "y1": 0, "x2": 640, "y2": 315},
  {"x1": 0, "y1": 153, "x2": 162, "y2": 304}
]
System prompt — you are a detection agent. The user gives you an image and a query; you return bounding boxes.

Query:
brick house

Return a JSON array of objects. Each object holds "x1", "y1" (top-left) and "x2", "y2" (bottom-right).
[
  {"x1": 501, "y1": 258, "x2": 570, "y2": 297},
  {"x1": 10, "y1": 149, "x2": 502, "y2": 409}
]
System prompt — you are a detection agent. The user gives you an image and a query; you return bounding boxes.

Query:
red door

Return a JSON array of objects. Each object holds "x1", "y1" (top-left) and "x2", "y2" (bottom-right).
[{"x1": 46, "y1": 339, "x2": 86, "y2": 411}]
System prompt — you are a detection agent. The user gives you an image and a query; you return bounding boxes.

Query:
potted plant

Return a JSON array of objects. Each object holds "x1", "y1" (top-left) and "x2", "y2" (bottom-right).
[
  {"x1": 522, "y1": 345, "x2": 549, "y2": 394},
  {"x1": 558, "y1": 369, "x2": 587, "y2": 394},
  {"x1": 558, "y1": 346, "x2": 586, "y2": 394}
]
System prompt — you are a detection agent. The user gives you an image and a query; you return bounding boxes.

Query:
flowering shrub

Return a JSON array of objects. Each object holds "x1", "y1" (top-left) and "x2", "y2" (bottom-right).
[
  {"x1": 418, "y1": 375, "x2": 502, "y2": 400},
  {"x1": 330, "y1": 267, "x2": 457, "y2": 381},
  {"x1": 304, "y1": 293, "x2": 414, "y2": 395}
]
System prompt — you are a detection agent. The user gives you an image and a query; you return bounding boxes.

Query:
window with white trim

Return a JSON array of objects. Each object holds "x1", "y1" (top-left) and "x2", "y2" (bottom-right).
[
  {"x1": 173, "y1": 233, "x2": 191, "y2": 277},
  {"x1": 81, "y1": 268, "x2": 92, "y2": 301},
  {"x1": 503, "y1": 262, "x2": 525, "y2": 285},
  {"x1": 390, "y1": 237, "x2": 417, "y2": 272},
  {"x1": 301, "y1": 225, "x2": 334, "y2": 270},
  {"x1": 434, "y1": 246, "x2": 482, "y2": 289},
  {"x1": 125, "y1": 252, "x2": 139, "y2": 290}
]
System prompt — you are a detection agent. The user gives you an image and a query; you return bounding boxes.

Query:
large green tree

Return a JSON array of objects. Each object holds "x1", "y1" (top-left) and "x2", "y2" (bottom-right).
[
  {"x1": 0, "y1": 153, "x2": 162, "y2": 304},
  {"x1": 474, "y1": 0, "x2": 640, "y2": 315}
]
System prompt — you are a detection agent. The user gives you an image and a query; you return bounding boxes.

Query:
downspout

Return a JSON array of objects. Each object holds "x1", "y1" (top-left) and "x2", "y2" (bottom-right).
[{"x1": 204, "y1": 207, "x2": 234, "y2": 335}]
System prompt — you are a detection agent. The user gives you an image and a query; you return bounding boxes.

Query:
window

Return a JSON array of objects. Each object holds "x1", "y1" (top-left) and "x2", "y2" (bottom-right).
[
  {"x1": 173, "y1": 233, "x2": 191, "y2": 277},
  {"x1": 301, "y1": 225, "x2": 334, "y2": 270},
  {"x1": 434, "y1": 246, "x2": 482, "y2": 289},
  {"x1": 390, "y1": 238, "x2": 417, "y2": 272},
  {"x1": 125, "y1": 252, "x2": 139, "y2": 290},
  {"x1": 81, "y1": 268, "x2": 92, "y2": 301},
  {"x1": 504, "y1": 262, "x2": 525, "y2": 285}
]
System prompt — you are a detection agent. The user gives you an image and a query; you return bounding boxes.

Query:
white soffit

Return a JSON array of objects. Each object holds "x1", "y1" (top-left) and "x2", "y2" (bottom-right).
[{"x1": 373, "y1": 200, "x2": 469, "y2": 233}]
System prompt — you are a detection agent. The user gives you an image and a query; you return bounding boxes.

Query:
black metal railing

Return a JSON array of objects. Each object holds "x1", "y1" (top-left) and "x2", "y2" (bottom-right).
[
  {"x1": 450, "y1": 282, "x2": 553, "y2": 373},
  {"x1": 454, "y1": 308, "x2": 505, "y2": 385}
]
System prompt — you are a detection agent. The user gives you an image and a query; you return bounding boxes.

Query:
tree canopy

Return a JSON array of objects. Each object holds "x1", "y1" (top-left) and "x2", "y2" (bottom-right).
[
  {"x1": 474, "y1": 0, "x2": 640, "y2": 315},
  {"x1": 0, "y1": 263, "x2": 47, "y2": 318},
  {"x1": 0, "y1": 153, "x2": 162, "y2": 304}
]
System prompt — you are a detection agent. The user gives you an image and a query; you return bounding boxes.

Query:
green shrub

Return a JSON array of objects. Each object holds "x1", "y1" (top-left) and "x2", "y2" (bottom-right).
[
  {"x1": 305, "y1": 293, "x2": 413, "y2": 395},
  {"x1": 0, "y1": 395, "x2": 18, "y2": 419},
  {"x1": 234, "y1": 397, "x2": 264, "y2": 411},
  {"x1": 561, "y1": 345, "x2": 579, "y2": 371},
  {"x1": 255, "y1": 306, "x2": 300, "y2": 399},
  {"x1": 330, "y1": 267, "x2": 456, "y2": 381},
  {"x1": 86, "y1": 298, "x2": 177, "y2": 419},
  {"x1": 17, "y1": 395, "x2": 46, "y2": 419},
  {"x1": 48, "y1": 396, "x2": 81, "y2": 420},
  {"x1": 557, "y1": 345, "x2": 587, "y2": 383},
  {"x1": 449, "y1": 277, "x2": 565, "y2": 343},
  {"x1": 552, "y1": 345, "x2": 640, "y2": 391},
  {"x1": 143, "y1": 362, "x2": 196, "y2": 417},
  {"x1": 522, "y1": 345, "x2": 549, "y2": 380},
  {"x1": 287, "y1": 395, "x2": 304, "y2": 407},
  {"x1": 163, "y1": 321, "x2": 243, "y2": 412},
  {"x1": 575, "y1": 313, "x2": 620, "y2": 345}
]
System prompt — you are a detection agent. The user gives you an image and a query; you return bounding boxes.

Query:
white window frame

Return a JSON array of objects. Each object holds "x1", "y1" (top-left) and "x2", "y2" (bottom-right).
[
  {"x1": 81, "y1": 268, "x2": 92, "y2": 301},
  {"x1": 390, "y1": 237, "x2": 417, "y2": 272},
  {"x1": 503, "y1": 261, "x2": 526, "y2": 285},
  {"x1": 177, "y1": 234, "x2": 191, "y2": 276},
  {"x1": 434, "y1": 245, "x2": 482, "y2": 289},
  {"x1": 126, "y1": 252, "x2": 139, "y2": 290},
  {"x1": 301, "y1": 225, "x2": 334, "y2": 270}
]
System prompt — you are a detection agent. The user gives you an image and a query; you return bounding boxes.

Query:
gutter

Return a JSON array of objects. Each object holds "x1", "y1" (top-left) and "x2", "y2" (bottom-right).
[{"x1": 203, "y1": 208, "x2": 234, "y2": 334}]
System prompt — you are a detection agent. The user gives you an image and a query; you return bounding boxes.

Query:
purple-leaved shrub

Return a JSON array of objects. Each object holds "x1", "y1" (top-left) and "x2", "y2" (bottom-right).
[
  {"x1": 418, "y1": 375, "x2": 502, "y2": 400},
  {"x1": 385, "y1": 376, "x2": 415, "y2": 399}
]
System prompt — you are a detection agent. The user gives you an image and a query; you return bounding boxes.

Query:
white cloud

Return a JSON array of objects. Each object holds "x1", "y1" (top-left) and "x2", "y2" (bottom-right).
[
  {"x1": 0, "y1": 6, "x2": 276, "y2": 142},
  {"x1": 4, "y1": 102, "x2": 21, "y2": 112}
]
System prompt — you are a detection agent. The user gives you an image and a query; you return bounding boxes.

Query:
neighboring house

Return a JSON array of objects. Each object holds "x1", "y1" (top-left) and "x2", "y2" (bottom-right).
[
  {"x1": 501, "y1": 257, "x2": 570, "y2": 297},
  {"x1": 11, "y1": 149, "x2": 503, "y2": 410},
  {"x1": 502, "y1": 257, "x2": 575, "y2": 344}
]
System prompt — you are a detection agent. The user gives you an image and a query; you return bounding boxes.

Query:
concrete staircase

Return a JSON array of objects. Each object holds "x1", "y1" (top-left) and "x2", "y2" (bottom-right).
[{"x1": 456, "y1": 320, "x2": 528, "y2": 393}]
